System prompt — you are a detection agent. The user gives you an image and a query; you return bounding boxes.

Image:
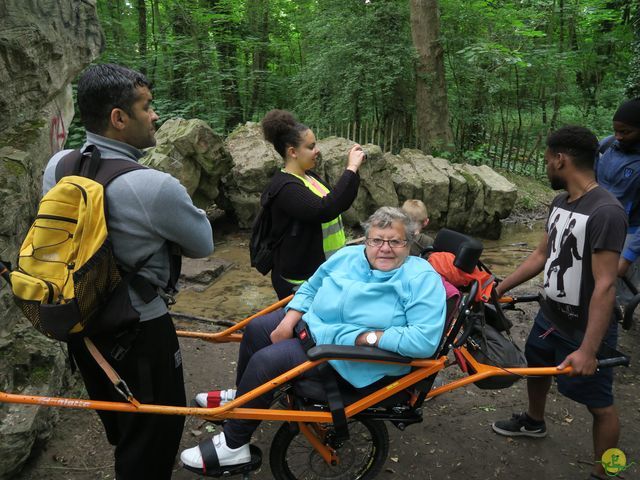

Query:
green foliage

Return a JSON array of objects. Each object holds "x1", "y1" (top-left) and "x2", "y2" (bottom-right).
[{"x1": 73, "y1": 0, "x2": 638, "y2": 176}]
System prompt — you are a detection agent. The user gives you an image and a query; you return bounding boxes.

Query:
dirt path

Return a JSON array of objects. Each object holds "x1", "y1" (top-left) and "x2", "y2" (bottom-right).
[{"x1": 13, "y1": 231, "x2": 640, "y2": 480}]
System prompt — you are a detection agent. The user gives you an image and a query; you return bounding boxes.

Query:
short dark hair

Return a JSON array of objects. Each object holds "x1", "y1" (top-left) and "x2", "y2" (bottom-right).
[
  {"x1": 77, "y1": 63, "x2": 151, "y2": 134},
  {"x1": 546, "y1": 125, "x2": 599, "y2": 171}
]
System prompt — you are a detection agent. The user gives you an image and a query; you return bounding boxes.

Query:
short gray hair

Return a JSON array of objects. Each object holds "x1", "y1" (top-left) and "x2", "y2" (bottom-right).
[{"x1": 362, "y1": 206, "x2": 417, "y2": 243}]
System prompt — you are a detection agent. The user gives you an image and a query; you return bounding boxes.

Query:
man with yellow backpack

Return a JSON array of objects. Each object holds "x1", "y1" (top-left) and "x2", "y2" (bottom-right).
[{"x1": 24, "y1": 63, "x2": 213, "y2": 479}]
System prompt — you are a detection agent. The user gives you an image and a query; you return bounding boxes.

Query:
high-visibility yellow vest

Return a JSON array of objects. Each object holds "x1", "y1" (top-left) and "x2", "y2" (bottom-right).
[{"x1": 285, "y1": 171, "x2": 346, "y2": 259}]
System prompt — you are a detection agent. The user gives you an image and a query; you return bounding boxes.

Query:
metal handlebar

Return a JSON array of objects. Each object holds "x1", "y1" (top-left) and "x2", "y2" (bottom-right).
[{"x1": 596, "y1": 356, "x2": 630, "y2": 369}]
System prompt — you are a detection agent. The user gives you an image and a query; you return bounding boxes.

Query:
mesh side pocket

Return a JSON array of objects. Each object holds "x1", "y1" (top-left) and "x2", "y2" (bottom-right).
[
  {"x1": 73, "y1": 241, "x2": 122, "y2": 329},
  {"x1": 14, "y1": 298, "x2": 43, "y2": 332}
]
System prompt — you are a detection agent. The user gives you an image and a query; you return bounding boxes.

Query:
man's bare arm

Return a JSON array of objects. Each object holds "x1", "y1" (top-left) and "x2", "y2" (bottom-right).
[{"x1": 557, "y1": 249, "x2": 619, "y2": 376}]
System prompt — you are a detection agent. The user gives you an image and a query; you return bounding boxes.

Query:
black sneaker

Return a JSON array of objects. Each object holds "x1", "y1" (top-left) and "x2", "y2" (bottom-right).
[{"x1": 492, "y1": 412, "x2": 547, "y2": 438}]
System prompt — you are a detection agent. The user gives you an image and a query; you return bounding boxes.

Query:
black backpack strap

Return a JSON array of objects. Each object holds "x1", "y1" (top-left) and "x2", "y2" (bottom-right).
[
  {"x1": 55, "y1": 146, "x2": 148, "y2": 185},
  {"x1": 166, "y1": 242, "x2": 182, "y2": 294},
  {"x1": 94, "y1": 158, "x2": 148, "y2": 187},
  {"x1": 55, "y1": 149, "x2": 83, "y2": 182}
]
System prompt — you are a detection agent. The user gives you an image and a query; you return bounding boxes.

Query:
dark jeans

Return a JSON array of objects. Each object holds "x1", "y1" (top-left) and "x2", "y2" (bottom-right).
[
  {"x1": 68, "y1": 314, "x2": 186, "y2": 480},
  {"x1": 525, "y1": 310, "x2": 617, "y2": 408},
  {"x1": 224, "y1": 308, "x2": 312, "y2": 448}
]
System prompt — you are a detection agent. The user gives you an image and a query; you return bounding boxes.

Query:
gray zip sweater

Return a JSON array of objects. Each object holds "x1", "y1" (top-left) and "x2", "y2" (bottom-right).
[{"x1": 43, "y1": 132, "x2": 214, "y2": 321}]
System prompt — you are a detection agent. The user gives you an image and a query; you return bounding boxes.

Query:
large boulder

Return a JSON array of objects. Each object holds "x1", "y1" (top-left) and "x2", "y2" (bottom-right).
[
  {"x1": 0, "y1": 1, "x2": 103, "y2": 477},
  {"x1": 143, "y1": 118, "x2": 232, "y2": 207},
  {"x1": 387, "y1": 149, "x2": 449, "y2": 228},
  {"x1": 217, "y1": 124, "x2": 517, "y2": 236},
  {"x1": 385, "y1": 150, "x2": 517, "y2": 239},
  {"x1": 317, "y1": 137, "x2": 398, "y2": 226},
  {"x1": 223, "y1": 122, "x2": 281, "y2": 228}
]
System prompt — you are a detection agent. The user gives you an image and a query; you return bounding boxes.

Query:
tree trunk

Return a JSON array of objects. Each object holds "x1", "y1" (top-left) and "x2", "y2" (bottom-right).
[
  {"x1": 409, "y1": 0, "x2": 454, "y2": 153},
  {"x1": 626, "y1": 3, "x2": 640, "y2": 97},
  {"x1": 247, "y1": 0, "x2": 269, "y2": 119},
  {"x1": 170, "y1": 4, "x2": 190, "y2": 101},
  {"x1": 208, "y1": 0, "x2": 243, "y2": 130},
  {"x1": 137, "y1": 0, "x2": 147, "y2": 73}
]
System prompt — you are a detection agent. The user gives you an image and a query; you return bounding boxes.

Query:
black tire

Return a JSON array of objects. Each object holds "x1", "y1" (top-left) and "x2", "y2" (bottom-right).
[{"x1": 269, "y1": 418, "x2": 389, "y2": 480}]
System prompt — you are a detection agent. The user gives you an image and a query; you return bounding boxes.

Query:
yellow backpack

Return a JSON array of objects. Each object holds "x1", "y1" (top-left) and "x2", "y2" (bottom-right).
[{"x1": 11, "y1": 147, "x2": 147, "y2": 342}]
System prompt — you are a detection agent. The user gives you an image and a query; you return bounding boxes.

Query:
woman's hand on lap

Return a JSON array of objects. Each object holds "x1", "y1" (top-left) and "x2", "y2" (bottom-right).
[
  {"x1": 270, "y1": 309, "x2": 303, "y2": 343},
  {"x1": 270, "y1": 322, "x2": 295, "y2": 343}
]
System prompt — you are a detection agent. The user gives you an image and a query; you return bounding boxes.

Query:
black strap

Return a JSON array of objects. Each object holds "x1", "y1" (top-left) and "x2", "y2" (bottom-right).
[
  {"x1": 262, "y1": 178, "x2": 300, "y2": 247},
  {"x1": 293, "y1": 320, "x2": 349, "y2": 442},
  {"x1": 317, "y1": 363, "x2": 350, "y2": 443},
  {"x1": 55, "y1": 149, "x2": 83, "y2": 182},
  {"x1": 55, "y1": 146, "x2": 148, "y2": 186},
  {"x1": 199, "y1": 437, "x2": 220, "y2": 473},
  {"x1": 166, "y1": 242, "x2": 182, "y2": 293}
]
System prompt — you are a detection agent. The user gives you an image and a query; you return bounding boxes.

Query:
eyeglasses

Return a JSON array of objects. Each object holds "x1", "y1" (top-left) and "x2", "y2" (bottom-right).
[{"x1": 364, "y1": 238, "x2": 408, "y2": 248}]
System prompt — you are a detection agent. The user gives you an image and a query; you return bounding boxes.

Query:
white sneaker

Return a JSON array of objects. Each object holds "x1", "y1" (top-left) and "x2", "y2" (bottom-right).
[
  {"x1": 194, "y1": 389, "x2": 237, "y2": 408},
  {"x1": 181, "y1": 432, "x2": 251, "y2": 468}
]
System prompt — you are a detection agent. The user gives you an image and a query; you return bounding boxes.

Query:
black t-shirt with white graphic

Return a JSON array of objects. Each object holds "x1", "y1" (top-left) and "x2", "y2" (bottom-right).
[{"x1": 543, "y1": 186, "x2": 627, "y2": 331}]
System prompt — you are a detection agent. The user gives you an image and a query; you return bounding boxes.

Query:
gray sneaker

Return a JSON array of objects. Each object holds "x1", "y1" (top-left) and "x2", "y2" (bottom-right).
[{"x1": 492, "y1": 412, "x2": 547, "y2": 438}]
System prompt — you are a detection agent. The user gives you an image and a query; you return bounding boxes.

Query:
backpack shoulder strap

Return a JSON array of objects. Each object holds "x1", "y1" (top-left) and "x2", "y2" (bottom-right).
[
  {"x1": 54, "y1": 149, "x2": 83, "y2": 182},
  {"x1": 55, "y1": 145, "x2": 148, "y2": 187},
  {"x1": 94, "y1": 158, "x2": 148, "y2": 187},
  {"x1": 262, "y1": 175, "x2": 300, "y2": 208}
]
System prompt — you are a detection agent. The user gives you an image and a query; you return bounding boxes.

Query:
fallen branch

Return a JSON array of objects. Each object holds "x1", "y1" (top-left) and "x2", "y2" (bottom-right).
[
  {"x1": 171, "y1": 311, "x2": 235, "y2": 327},
  {"x1": 43, "y1": 464, "x2": 115, "y2": 471}
]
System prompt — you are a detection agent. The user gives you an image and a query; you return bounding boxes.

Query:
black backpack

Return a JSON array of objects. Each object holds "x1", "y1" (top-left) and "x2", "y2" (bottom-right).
[{"x1": 250, "y1": 181, "x2": 295, "y2": 275}]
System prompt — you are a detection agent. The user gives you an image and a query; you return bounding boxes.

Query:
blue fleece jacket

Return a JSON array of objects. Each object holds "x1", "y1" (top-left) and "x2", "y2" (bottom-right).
[
  {"x1": 286, "y1": 245, "x2": 446, "y2": 388},
  {"x1": 596, "y1": 136, "x2": 640, "y2": 262}
]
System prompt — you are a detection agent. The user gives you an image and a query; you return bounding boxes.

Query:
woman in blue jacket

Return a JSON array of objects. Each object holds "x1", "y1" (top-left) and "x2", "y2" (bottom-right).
[{"x1": 181, "y1": 207, "x2": 447, "y2": 472}]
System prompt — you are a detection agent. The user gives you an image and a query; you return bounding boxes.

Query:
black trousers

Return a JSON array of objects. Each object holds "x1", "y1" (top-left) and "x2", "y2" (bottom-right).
[{"x1": 68, "y1": 314, "x2": 186, "y2": 480}]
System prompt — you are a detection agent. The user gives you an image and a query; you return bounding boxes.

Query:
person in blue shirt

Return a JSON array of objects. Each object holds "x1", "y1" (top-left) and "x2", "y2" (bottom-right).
[
  {"x1": 596, "y1": 98, "x2": 640, "y2": 304},
  {"x1": 180, "y1": 206, "x2": 447, "y2": 473}
]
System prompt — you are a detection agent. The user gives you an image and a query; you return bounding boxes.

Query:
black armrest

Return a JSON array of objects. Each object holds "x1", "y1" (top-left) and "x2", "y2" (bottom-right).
[{"x1": 306, "y1": 345, "x2": 413, "y2": 364}]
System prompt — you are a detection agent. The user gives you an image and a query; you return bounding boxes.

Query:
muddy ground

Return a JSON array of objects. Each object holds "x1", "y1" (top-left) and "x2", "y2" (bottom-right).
[{"x1": 13, "y1": 229, "x2": 640, "y2": 480}]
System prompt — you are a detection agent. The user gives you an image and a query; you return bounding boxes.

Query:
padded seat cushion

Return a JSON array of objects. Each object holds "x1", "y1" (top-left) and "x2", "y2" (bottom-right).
[{"x1": 293, "y1": 376, "x2": 411, "y2": 407}]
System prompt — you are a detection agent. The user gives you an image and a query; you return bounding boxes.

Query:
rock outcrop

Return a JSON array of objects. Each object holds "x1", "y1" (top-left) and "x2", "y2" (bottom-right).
[
  {"x1": 0, "y1": 2, "x2": 103, "y2": 478},
  {"x1": 386, "y1": 149, "x2": 517, "y2": 238},
  {"x1": 216, "y1": 124, "x2": 516, "y2": 238},
  {"x1": 222, "y1": 122, "x2": 281, "y2": 228},
  {"x1": 143, "y1": 118, "x2": 232, "y2": 208},
  {"x1": 316, "y1": 137, "x2": 398, "y2": 226}
]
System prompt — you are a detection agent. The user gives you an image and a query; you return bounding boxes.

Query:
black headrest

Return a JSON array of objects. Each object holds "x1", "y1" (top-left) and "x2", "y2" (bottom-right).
[{"x1": 432, "y1": 228, "x2": 483, "y2": 274}]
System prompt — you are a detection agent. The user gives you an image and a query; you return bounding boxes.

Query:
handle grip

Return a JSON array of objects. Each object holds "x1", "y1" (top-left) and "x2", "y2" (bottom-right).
[
  {"x1": 499, "y1": 294, "x2": 540, "y2": 304},
  {"x1": 597, "y1": 356, "x2": 630, "y2": 368}
]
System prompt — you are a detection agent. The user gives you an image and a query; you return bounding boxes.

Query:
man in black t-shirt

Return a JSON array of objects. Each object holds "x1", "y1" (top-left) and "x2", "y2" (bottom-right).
[{"x1": 491, "y1": 126, "x2": 627, "y2": 480}]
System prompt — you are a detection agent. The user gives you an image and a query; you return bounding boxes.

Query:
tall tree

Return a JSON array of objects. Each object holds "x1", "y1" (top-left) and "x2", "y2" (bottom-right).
[
  {"x1": 626, "y1": 4, "x2": 640, "y2": 97},
  {"x1": 207, "y1": 0, "x2": 243, "y2": 129},
  {"x1": 410, "y1": 0, "x2": 453, "y2": 153},
  {"x1": 137, "y1": 0, "x2": 147, "y2": 73},
  {"x1": 247, "y1": 0, "x2": 270, "y2": 119}
]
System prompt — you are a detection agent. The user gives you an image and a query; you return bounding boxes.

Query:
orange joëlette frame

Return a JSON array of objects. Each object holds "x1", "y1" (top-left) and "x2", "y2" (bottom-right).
[{"x1": 0, "y1": 294, "x2": 572, "y2": 421}]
